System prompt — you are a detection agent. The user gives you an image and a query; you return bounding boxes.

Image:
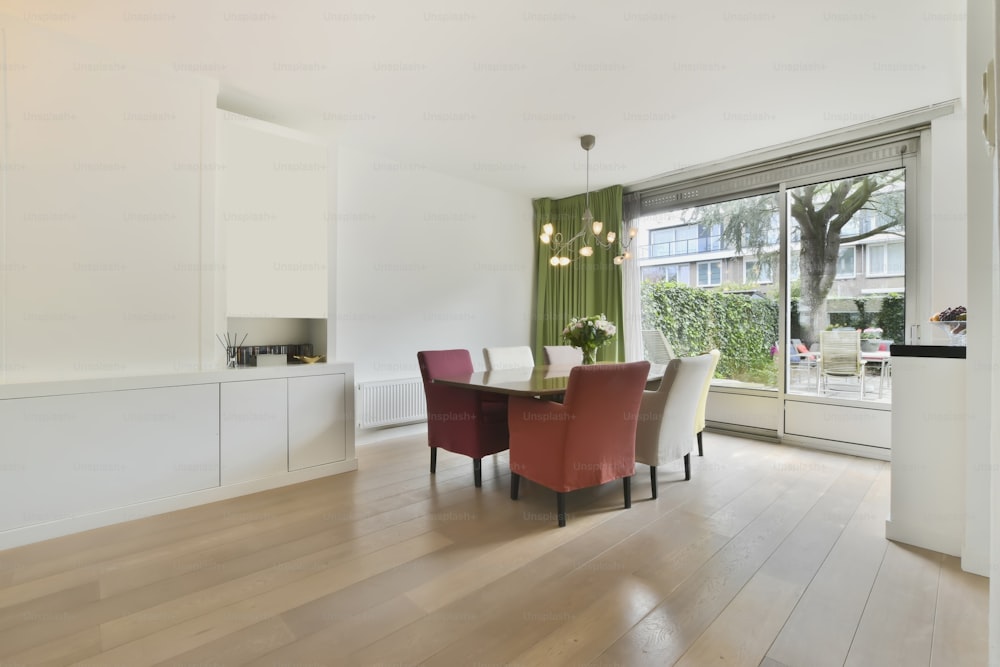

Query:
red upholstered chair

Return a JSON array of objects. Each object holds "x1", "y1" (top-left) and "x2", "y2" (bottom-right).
[
  {"x1": 508, "y1": 361, "x2": 651, "y2": 527},
  {"x1": 417, "y1": 349, "x2": 509, "y2": 487}
]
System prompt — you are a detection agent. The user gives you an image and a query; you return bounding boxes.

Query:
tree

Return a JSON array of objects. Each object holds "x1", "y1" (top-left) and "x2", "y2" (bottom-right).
[{"x1": 689, "y1": 168, "x2": 904, "y2": 343}]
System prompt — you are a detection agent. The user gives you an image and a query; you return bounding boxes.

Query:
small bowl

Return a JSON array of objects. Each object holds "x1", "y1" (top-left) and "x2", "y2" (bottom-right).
[{"x1": 293, "y1": 355, "x2": 325, "y2": 364}]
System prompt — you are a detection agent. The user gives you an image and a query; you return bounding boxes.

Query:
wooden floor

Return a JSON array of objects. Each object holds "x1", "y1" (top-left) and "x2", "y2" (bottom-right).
[{"x1": 0, "y1": 431, "x2": 987, "y2": 666}]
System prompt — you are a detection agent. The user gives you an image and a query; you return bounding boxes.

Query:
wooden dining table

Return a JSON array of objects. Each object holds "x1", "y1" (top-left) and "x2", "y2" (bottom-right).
[{"x1": 432, "y1": 363, "x2": 667, "y2": 397}]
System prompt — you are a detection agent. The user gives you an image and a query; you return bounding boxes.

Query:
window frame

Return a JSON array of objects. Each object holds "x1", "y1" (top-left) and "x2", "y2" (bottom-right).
[
  {"x1": 835, "y1": 246, "x2": 857, "y2": 279},
  {"x1": 744, "y1": 257, "x2": 773, "y2": 285},
  {"x1": 697, "y1": 260, "x2": 722, "y2": 287},
  {"x1": 866, "y1": 241, "x2": 905, "y2": 277}
]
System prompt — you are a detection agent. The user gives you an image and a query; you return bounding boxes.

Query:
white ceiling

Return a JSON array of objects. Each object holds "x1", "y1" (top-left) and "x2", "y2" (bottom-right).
[{"x1": 2, "y1": 0, "x2": 966, "y2": 198}]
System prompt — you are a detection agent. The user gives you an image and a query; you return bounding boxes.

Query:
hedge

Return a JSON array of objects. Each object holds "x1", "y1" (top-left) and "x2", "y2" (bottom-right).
[{"x1": 641, "y1": 282, "x2": 779, "y2": 384}]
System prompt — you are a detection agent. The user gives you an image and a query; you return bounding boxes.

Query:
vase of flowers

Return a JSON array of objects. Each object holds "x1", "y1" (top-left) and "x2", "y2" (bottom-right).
[
  {"x1": 860, "y1": 327, "x2": 883, "y2": 352},
  {"x1": 561, "y1": 314, "x2": 617, "y2": 364}
]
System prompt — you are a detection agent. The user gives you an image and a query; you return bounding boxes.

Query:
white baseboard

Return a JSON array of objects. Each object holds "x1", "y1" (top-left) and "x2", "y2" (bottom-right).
[{"x1": 355, "y1": 422, "x2": 428, "y2": 446}]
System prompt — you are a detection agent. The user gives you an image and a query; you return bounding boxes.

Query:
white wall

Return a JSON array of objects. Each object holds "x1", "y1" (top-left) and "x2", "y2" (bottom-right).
[
  {"x1": 335, "y1": 145, "x2": 533, "y2": 384},
  {"x1": 0, "y1": 17, "x2": 217, "y2": 383},
  {"x1": 966, "y1": 0, "x2": 995, "y2": 584}
]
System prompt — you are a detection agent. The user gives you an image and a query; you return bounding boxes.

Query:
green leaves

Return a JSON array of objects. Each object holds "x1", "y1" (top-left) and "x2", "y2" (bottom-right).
[{"x1": 642, "y1": 282, "x2": 778, "y2": 383}]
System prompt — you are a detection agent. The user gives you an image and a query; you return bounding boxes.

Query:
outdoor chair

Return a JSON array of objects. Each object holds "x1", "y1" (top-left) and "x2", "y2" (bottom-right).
[
  {"x1": 641, "y1": 329, "x2": 676, "y2": 364},
  {"x1": 818, "y1": 330, "x2": 868, "y2": 398}
]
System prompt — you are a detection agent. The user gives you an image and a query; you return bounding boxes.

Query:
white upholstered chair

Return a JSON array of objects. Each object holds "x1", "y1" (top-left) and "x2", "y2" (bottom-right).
[
  {"x1": 483, "y1": 345, "x2": 535, "y2": 371},
  {"x1": 543, "y1": 345, "x2": 584, "y2": 366},
  {"x1": 693, "y1": 349, "x2": 721, "y2": 456},
  {"x1": 635, "y1": 352, "x2": 717, "y2": 498}
]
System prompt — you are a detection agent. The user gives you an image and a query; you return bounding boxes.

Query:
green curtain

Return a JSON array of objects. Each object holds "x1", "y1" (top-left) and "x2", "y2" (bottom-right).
[{"x1": 533, "y1": 184, "x2": 625, "y2": 362}]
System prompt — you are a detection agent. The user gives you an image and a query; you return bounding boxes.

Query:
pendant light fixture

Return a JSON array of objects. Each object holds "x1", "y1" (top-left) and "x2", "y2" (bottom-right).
[{"x1": 539, "y1": 134, "x2": 635, "y2": 266}]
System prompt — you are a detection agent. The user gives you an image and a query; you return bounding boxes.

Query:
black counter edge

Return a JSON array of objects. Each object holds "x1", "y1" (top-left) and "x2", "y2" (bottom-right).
[{"x1": 889, "y1": 344, "x2": 966, "y2": 359}]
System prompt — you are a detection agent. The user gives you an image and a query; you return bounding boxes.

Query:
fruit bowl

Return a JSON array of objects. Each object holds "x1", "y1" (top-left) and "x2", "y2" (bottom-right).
[{"x1": 930, "y1": 321, "x2": 967, "y2": 346}]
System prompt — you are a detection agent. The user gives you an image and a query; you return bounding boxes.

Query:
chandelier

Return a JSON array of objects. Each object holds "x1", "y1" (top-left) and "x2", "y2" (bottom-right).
[{"x1": 539, "y1": 134, "x2": 636, "y2": 267}]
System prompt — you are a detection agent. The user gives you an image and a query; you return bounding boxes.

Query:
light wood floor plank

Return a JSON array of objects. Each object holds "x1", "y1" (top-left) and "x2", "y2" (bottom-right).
[
  {"x1": 765, "y1": 463, "x2": 891, "y2": 667},
  {"x1": 151, "y1": 616, "x2": 298, "y2": 667},
  {"x1": 844, "y1": 541, "x2": 944, "y2": 666},
  {"x1": 595, "y1": 453, "x2": 850, "y2": 666},
  {"x1": 930, "y1": 555, "x2": 989, "y2": 666},
  {"x1": 0, "y1": 432, "x2": 985, "y2": 667},
  {"x1": 76, "y1": 531, "x2": 453, "y2": 665},
  {"x1": 674, "y1": 458, "x2": 881, "y2": 666}
]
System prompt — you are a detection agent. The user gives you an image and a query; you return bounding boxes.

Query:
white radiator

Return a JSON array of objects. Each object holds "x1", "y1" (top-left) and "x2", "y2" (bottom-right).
[{"x1": 357, "y1": 377, "x2": 426, "y2": 429}]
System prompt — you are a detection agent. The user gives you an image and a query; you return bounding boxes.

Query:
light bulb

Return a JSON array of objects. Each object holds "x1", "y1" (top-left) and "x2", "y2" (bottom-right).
[
  {"x1": 629, "y1": 227, "x2": 638, "y2": 238},
  {"x1": 559, "y1": 256, "x2": 571, "y2": 266},
  {"x1": 542, "y1": 223, "x2": 554, "y2": 235},
  {"x1": 550, "y1": 256, "x2": 561, "y2": 267},
  {"x1": 613, "y1": 256, "x2": 624, "y2": 265},
  {"x1": 540, "y1": 233, "x2": 551, "y2": 244},
  {"x1": 592, "y1": 220, "x2": 603, "y2": 236},
  {"x1": 606, "y1": 231, "x2": 616, "y2": 243},
  {"x1": 623, "y1": 251, "x2": 632, "y2": 259},
  {"x1": 579, "y1": 246, "x2": 594, "y2": 257}
]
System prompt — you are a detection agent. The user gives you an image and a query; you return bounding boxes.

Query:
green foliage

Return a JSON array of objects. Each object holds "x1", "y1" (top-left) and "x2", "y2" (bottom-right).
[
  {"x1": 641, "y1": 282, "x2": 779, "y2": 384},
  {"x1": 853, "y1": 298, "x2": 871, "y2": 329},
  {"x1": 876, "y1": 293, "x2": 905, "y2": 343}
]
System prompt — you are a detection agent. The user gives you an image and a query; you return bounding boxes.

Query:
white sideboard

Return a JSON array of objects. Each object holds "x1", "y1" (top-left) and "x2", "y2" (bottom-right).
[
  {"x1": 886, "y1": 346, "x2": 966, "y2": 559},
  {"x1": 0, "y1": 362, "x2": 355, "y2": 549}
]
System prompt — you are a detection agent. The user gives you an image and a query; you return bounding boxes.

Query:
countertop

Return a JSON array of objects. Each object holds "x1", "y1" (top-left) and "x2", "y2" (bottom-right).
[
  {"x1": 0, "y1": 361, "x2": 353, "y2": 400},
  {"x1": 889, "y1": 344, "x2": 966, "y2": 359}
]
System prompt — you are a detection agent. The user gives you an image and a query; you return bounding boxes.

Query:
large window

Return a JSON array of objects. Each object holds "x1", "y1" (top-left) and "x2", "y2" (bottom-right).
[
  {"x1": 788, "y1": 167, "x2": 905, "y2": 399},
  {"x1": 745, "y1": 258, "x2": 773, "y2": 284},
  {"x1": 648, "y1": 225, "x2": 697, "y2": 257},
  {"x1": 641, "y1": 263, "x2": 690, "y2": 284},
  {"x1": 697, "y1": 261, "x2": 721, "y2": 286},
  {"x1": 867, "y1": 241, "x2": 904, "y2": 276},
  {"x1": 637, "y1": 147, "x2": 910, "y2": 399},
  {"x1": 698, "y1": 223, "x2": 722, "y2": 252},
  {"x1": 836, "y1": 246, "x2": 856, "y2": 278}
]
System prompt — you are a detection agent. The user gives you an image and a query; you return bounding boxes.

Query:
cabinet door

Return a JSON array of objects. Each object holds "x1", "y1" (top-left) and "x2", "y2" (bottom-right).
[
  {"x1": 288, "y1": 374, "x2": 347, "y2": 470},
  {"x1": 221, "y1": 379, "x2": 288, "y2": 485},
  {"x1": 0, "y1": 385, "x2": 219, "y2": 532}
]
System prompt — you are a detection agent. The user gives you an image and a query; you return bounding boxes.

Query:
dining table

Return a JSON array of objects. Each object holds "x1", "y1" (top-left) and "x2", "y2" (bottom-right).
[{"x1": 432, "y1": 362, "x2": 667, "y2": 398}]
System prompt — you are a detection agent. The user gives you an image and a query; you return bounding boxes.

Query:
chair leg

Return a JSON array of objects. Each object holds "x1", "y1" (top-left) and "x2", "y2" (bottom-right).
[
  {"x1": 556, "y1": 492, "x2": 566, "y2": 527},
  {"x1": 473, "y1": 458, "x2": 482, "y2": 488},
  {"x1": 697, "y1": 430, "x2": 704, "y2": 457},
  {"x1": 650, "y1": 466, "x2": 658, "y2": 499},
  {"x1": 684, "y1": 453, "x2": 691, "y2": 481},
  {"x1": 623, "y1": 476, "x2": 632, "y2": 509},
  {"x1": 430, "y1": 447, "x2": 437, "y2": 474},
  {"x1": 510, "y1": 472, "x2": 520, "y2": 500}
]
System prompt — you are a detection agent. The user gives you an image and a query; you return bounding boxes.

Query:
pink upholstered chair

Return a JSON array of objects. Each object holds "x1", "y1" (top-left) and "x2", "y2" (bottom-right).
[
  {"x1": 417, "y1": 349, "x2": 509, "y2": 487},
  {"x1": 508, "y1": 361, "x2": 650, "y2": 526}
]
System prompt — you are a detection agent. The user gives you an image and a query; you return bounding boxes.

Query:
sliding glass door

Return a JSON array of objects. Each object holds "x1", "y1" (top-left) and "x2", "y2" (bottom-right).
[
  {"x1": 637, "y1": 166, "x2": 906, "y2": 405},
  {"x1": 786, "y1": 167, "x2": 905, "y2": 403},
  {"x1": 638, "y1": 192, "x2": 781, "y2": 389}
]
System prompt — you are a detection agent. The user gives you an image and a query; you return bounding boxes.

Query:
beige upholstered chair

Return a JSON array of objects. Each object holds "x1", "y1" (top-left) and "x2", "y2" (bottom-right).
[
  {"x1": 483, "y1": 346, "x2": 535, "y2": 371},
  {"x1": 543, "y1": 345, "x2": 584, "y2": 366},
  {"x1": 641, "y1": 329, "x2": 676, "y2": 364},
  {"x1": 635, "y1": 352, "x2": 717, "y2": 498},
  {"x1": 693, "y1": 349, "x2": 721, "y2": 456},
  {"x1": 818, "y1": 330, "x2": 867, "y2": 398}
]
